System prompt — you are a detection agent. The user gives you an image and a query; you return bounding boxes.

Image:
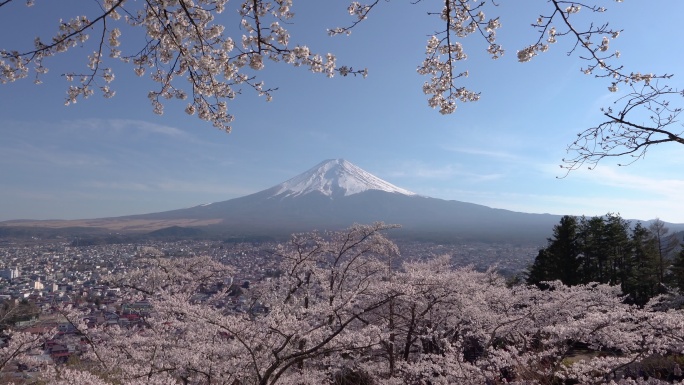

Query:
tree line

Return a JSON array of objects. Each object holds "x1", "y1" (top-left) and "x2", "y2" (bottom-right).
[{"x1": 527, "y1": 214, "x2": 684, "y2": 305}]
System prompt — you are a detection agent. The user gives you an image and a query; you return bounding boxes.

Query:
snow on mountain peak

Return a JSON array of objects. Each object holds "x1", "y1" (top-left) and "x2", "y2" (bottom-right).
[{"x1": 270, "y1": 159, "x2": 416, "y2": 198}]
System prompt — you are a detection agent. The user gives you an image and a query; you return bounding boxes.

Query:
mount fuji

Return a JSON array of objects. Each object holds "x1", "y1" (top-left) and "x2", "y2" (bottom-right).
[
  {"x1": 268, "y1": 159, "x2": 416, "y2": 198},
  {"x1": 1, "y1": 159, "x2": 567, "y2": 243},
  {"x1": 111, "y1": 158, "x2": 563, "y2": 242}
]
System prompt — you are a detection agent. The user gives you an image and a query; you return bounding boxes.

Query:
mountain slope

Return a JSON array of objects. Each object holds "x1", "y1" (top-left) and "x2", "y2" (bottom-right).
[{"x1": 118, "y1": 159, "x2": 562, "y2": 242}]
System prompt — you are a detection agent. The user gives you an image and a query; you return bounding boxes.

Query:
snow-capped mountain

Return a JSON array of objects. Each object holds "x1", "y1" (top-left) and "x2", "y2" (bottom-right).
[
  {"x1": 5, "y1": 159, "x2": 684, "y2": 243},
  {"x1": 268, "y1": 159, "x2": 416, "y2": 198},
  {"x1": 108, "y1": 159, "x2": 565, "y2": 242},
  {"x1": 1, "y1": 159, "x2": 570, "y2": 243}
]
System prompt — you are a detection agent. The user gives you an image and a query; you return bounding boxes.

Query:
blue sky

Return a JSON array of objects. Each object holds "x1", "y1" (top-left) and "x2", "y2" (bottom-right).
[{"x1": 1, "y1": 1, "x2": 683, "y2": 223}]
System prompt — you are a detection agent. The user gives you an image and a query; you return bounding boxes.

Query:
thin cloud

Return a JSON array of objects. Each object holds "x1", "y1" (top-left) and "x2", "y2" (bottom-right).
[
  {"x1": 502, "y1": 193, "x2": 684, "y2": 223},
  {"x1": 306, "y1": 130, "x2": 330, "y2": 141},
  {"x1": 576, "y1": 167, "x2": 684, "y2": 200},
  {"x1": 0, "y1": 187, "x2": 58, "y2": 201},
  {"x1": 388, "y1": 163, "x2": 459, "y2": 179},
  {"x1": 155, "y1": 180, "x2": 255, "y2": 196},
  {"x1": 420, "y1": 187, "x2": 684, "y2": 222},
  {"x1": 591, "y1": 91, "x2": 621, "y2": 112},
  {"x1": 64, "y1": 118, "x2": 195, "y2": 141},
  {"x1": 83, "y1": 181, "x2": 154, "y2": 192},
  {"x1": 387, "y1": 162, "x2": 503, "y2": 182},
  {"x1": 0, "y1": 141, "x2": 110, "y2": 168},
  {"x1": 442, "y1": 146, "x2": 521, "y2": 160},
  {"x1": 82, "y1": 179, "x2": 255, "y2": 196},
  {"x1": 105, "y1": 119, "x2": 187, "y2": 137},
  {"x1": 2, "y1": 118, "x2": 201, "y2": 141}
]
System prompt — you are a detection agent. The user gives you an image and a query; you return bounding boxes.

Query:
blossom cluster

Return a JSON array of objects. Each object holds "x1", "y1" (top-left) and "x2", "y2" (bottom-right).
[
  {"x1": 3, "y1": 223, "x2": 683, "y2": 385},
  {"x1": 416, "y1": 1, "x2": 502, "y2": 114},
  {"x1": 0, "y1": 0, "x2": 366, "y2": 132},
  {"x1": 0, "y1": 0, "x2": 679, "y2": 145}
]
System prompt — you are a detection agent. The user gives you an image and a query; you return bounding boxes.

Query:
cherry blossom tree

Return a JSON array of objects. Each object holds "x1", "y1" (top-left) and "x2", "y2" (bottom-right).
[
  {"x1": 524, "y1": 2, "x2": 682, "y2": 172},
  {"x1": 29, "y1": 223, "x2": 400, "y2": 385},
  {"x1": 368, "y1": 256, "x2": 684, "y2": 384},
  {"x1": 0, "y1": 328, "x2": 50, "y2": 377},
  {"x1": 1, "y1": 1, "x2": 681, "y2": 170},
  {"x1": 5, "y1": 223, "x2": 681, "y2": 385}
]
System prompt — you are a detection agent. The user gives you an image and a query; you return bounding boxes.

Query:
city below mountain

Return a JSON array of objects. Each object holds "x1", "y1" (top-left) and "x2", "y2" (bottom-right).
[{"x1": 2, "y1": 159, "x2": 681, "y2": 244}]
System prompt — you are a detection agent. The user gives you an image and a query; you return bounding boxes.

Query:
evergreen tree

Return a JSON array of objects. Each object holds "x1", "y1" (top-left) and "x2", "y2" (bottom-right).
[
  {"x1": 576, "y1": 214, "x2": 630, "y2": 285},
  {"x1": 603, "y1": 213, "x2": 631, "y2": 286},
  {"x1": 527, "y1": 215, "x2": 580, "y2": 286},
  {"x1": 624, "y1": 223, "x2": 660, "y2": 305},
  {"x1": 547, "y1": 215, "x2": 582, "y2": 285},
  {"x1": 526, "y1": 248, "x2": 553, "y2": 286},
  {"x1": 670, "y1": 247, "x2": 684, "y2": 293},
  {"x1": 530, "y1": 214, "x2": 667, "y2": 305},
  {"x1": 648, "y1": 219, "x2": 679, "y2": 285},
  {"x1": 577, "y1": 216, "x2": 606, "y2": 283}
]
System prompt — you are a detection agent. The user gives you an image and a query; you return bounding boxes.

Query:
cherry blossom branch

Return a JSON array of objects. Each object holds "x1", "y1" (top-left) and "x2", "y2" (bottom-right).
[
  {"x1": 562, "y1": 83, "x2": 683, "y2": 173},
  {"x1": 521, "y1": 1, "x2": 684, "y2": 173}
]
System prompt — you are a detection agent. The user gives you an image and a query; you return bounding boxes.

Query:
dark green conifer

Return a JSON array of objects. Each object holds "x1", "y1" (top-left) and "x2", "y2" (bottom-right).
[{"x1": 623, "y1": 223, "x2": 659, "y2": 305}]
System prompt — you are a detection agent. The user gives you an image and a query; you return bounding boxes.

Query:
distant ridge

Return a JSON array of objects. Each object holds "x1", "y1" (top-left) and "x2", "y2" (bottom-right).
[{"x1": 147, "y1": 226, "x2": 205, "y2": 238}]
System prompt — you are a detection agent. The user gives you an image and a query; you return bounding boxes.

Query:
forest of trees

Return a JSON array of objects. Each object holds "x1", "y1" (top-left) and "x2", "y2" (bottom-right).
[
  {"x1": 1, "y1": 223, "x2": 683, "y2": 384},
  {"x1": 527, "y1": 215, "x2": 684, "y2": 306}
]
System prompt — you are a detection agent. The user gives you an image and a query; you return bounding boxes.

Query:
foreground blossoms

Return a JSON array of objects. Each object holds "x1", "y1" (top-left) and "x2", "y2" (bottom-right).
[
  {"x1": 2, "y1": 1, "x2": 683, "y2": 173},
  {"x1": 2, "y1": 223, "x2": 683, "y2": 384}
]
